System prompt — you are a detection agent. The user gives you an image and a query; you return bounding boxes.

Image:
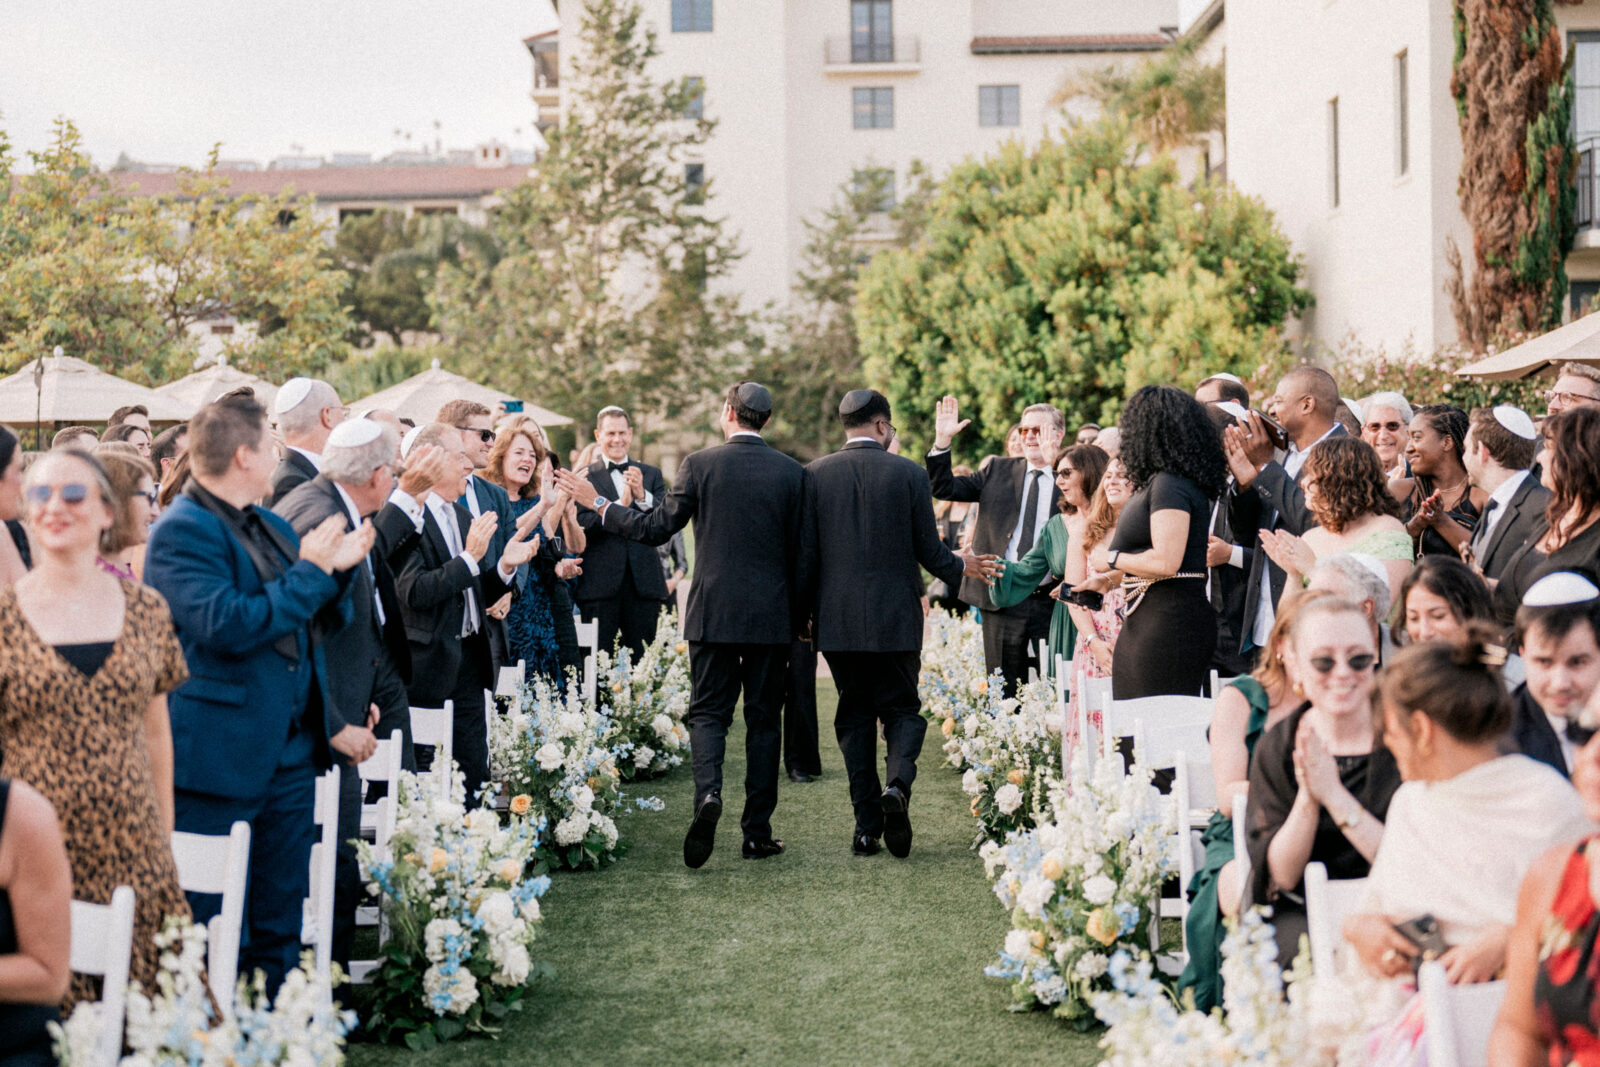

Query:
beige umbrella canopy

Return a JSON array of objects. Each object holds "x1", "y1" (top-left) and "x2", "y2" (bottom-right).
[
  {"x1": 1455, "y1": 312, "x2": 1600, "y2": 380},
  {"x1": 0, "y1": 354, "x2": 190, "y2": 430},
  {"x1": 154, "y1": 354, "x2": 281, "y2": 416},
  {"x1": 350, "y1": 358, "x2": 572, "y2": 427}
]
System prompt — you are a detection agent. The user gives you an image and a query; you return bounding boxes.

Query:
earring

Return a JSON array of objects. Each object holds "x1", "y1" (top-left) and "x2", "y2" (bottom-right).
[{"x1": 1293, "y1": 681, "x2": 1305, "y2": 698}]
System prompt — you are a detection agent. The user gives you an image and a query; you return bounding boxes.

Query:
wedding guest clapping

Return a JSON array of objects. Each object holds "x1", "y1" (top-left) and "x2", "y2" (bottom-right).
[
  {"x1": 1394, "y1": 405, "x2": 1484, "y2": 560},
  {"x1": 1360, "y1": 392, "x2": 1413, "y2": 481}
]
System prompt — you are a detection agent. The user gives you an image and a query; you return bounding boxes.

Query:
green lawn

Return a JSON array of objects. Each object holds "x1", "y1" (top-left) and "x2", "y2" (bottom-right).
[{"x1": 348, "y1": 690, "x2": 1104, "y2": 1067}]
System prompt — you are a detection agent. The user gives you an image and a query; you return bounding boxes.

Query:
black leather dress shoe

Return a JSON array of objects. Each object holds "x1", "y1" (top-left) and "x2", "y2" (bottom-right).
[
  {"x1": 852, "y1": 833, "x2": 881, "y2": 856},
  {"x1": 787, "y1": 768, "x2": 817, "y2": 783},
  {"x1": 683, "y1": 793, "x2": 722, "y2": 869},
  {"x1": 881, "y1": 785, "x2": 912, "y2": 858},
  {"x1": 741, "y1": 838, "x2": 786, "y2": 860}
]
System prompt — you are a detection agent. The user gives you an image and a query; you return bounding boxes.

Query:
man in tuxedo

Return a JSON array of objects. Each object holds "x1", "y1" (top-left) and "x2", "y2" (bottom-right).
[
  {"x1": 800, "y1": 390, "x2": 1001, "y2": 858},
  {"x1": 925, "y1": 396, "x2": 1064, "y2": 696},
  {"x1": 267, "y1": 377, "x2": 345, "y2": 507},
  {"x1": 1196, "y1": 375, "x2": 1256, "y2": 678},
  {"x1": 274, "y1": 418, "x2": 439, "y2": 969},
  {"x1": 1463, "y1": 405, "x2": 1548, "y2": 583},
  {"x1": 559, "y1": 382, "x2": 803, "y2": 867},
  {"x1": 1224, "y1": 366, "x2": 1345, "y2": 662},
  {"x1": 145, "y1": 393, "x2": 374, "y2": 994},
  {"x1": 571, "y1": 406, "x2": 670, "y2": 659},
  {"x1": 1508, "y1": 573, "x2": 1600, "y2": 778},
  {"x1": 781, "y1": 639, "x2": 822, "y2": 783},
  {"x1": 385, "y1": 423, "x2": 541, "y2": 798},
  {"x1": 437, "y1": 399, "x2": 520, "y2": 672}
]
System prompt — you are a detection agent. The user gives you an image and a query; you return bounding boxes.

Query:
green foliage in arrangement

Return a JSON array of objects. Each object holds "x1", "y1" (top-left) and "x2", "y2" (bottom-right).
[
  {"x1": 0, "y1": 118, "x2": 351, "y2": 382},
  {"x1": 856, "y1": 117, "x2": 1312, "y2": 461}
]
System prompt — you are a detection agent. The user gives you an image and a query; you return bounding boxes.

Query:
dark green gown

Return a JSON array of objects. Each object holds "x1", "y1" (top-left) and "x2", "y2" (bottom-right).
[
  {"x1": 1177, "y1": 676, "x2": 1269, "y2": 1011},
  {"x1": 987, "y1": 513, "x2": 1077, "y2": 678}
]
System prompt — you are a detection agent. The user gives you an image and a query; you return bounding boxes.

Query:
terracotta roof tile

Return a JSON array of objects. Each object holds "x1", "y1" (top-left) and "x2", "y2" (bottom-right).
[{"x1": 109, "y1": 164, "x2": 530, "y2": 202}]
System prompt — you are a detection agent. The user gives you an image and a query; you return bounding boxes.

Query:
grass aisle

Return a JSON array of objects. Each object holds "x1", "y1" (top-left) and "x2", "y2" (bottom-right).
[{"x1": 350, "y1": 690, "x2": 1103, "y2": 1067}]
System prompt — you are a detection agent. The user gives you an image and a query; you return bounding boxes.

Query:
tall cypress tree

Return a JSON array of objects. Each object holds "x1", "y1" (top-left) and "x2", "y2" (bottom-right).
[{"x1": 1447, "y1": 0, "x2": 1577, "y2": 348}]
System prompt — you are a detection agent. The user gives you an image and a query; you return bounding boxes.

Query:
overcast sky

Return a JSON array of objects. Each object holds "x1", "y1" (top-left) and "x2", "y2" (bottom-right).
[{"x1": 1, "y1": 0, "x2": 560, "y2": 169}]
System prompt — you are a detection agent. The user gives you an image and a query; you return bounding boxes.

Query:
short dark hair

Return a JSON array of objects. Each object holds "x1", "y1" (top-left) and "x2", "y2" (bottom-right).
[
  {"x1": 1467, "y1": 407, "x2": 1536, "y2": 472},
  {"x1": 1198, "y1": 376, "x2": 1250, "y2": 406},
  {"x1": 51, "y1": 426, "x2": 99, "y2": 450},
  {"x1": 101, "y1": 422, "x2": 149, "y2": 445},
  {"x1": 150, "y1": 424, "x2": 188, "y2": 467},
  {"x1": 188, "y1": 394, "x2": 268, "y2": 477},
  {"x1": 725, "y1": 382, "x2": 770, "y2": 431},
  {"x1": 1397, "y1": 556, "x2": 1494, "y2": 643},
  {"x1": 839, "y1": 391, "x2": 890, "y2": 430},
  {"x1": 107, "y1": 404, "x2": 148, "y2": 427},
  {"x1": 1516, "y1": 597, "x2": 1600, "y2": 653}
]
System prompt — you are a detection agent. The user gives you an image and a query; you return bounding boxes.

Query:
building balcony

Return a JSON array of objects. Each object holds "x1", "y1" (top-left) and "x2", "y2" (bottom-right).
[{"x1": 822, "y1": 35, "x2": 922, "y2": 74}]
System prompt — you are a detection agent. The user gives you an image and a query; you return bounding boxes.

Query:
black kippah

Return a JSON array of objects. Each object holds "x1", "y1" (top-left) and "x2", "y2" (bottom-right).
[
  {"x1": 736, "y1": 381, "x2": 773, "y2": 413},
  {"x1": 839, "y1": 389, "x2": 876, "y2": 417}
]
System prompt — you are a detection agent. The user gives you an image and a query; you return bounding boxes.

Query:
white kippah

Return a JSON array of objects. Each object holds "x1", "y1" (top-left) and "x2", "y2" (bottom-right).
[
  {"x1": 1493, "y1": 404, "x2": 1538, "y2": 441},
  {"x1": 401, "y1": 426, "x2": 423, "y2": 458},
  {"x1": 327, "y1": 418, "x2": 382, "y2": 449},
  {"x1": 1204, "y1": 372, "x2": 1244, "y2": 385},
  {"x1": 1343, "y1": 397, "x2": 1363, "y2": 420},
  {"x1": 1347, "y1": 552, "x2": 1389, "y2": 587},
  {"x1": 274, "y1": 377, "x2": 314, "y2": 414},
  {"x1": 1524, "y1": 571, "x2": 1600, "y2": 607}
]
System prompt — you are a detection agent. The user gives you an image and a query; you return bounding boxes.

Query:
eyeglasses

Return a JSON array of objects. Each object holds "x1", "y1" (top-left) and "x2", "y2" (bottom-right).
[
  {"x1": 1017, "y1": 427, "x2": 1043, "y2": 439},
  {"x1": 25, "y1": 483, "x2": 90, "y2": 507},
  {"x1": 1545, "y1": 389, "x2": 1600, "y2": 407},
  {"x1": 134, "y1": 489, "x2": 157, "y2": 505},
  {"x1": 454, "y1": 426, "x2": 496, "y2": 444},
  {"x1": 1308, "y1": 652, "x2": 1377, "y2": 675},
  {"x1": 1055, "y1": 467, "x2": 1076, "y2": 480}
]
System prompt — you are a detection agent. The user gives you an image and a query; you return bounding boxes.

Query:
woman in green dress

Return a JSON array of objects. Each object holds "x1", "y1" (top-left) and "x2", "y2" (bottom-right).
[
  {"x1": 988, "y1": 444, "x2": 1108, "y2": 680},
  {"x1": 1177, "y1": 589, "x2": 1331, "y2": 1011}
]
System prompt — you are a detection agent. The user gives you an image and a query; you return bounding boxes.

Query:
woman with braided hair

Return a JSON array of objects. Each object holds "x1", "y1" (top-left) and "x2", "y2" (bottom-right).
[{"x1": 1391, "y1": 404, "x2": 1486, "y2": 559}]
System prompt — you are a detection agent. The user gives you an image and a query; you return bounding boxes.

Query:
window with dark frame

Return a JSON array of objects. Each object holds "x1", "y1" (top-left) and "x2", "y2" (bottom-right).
[
  {"x1": 685, "y1": 77, "x2": 705, "y2": 120},
  {"x1": 1328, "y1": 96, "x2": 1341, "y2": 209},
  {"x1": 853, "y1": 87, "x2": 894, "y2": 129},
  {"x1": 851, "y1": 0, "x2": 893, "y2": 62},
  {"x1": 671, "y1": 0, "x2": 713, "y2": 33},
  {"x1": 1575, "y1": 33, "x2": 1600, "y2": 229},
  {"x1": 1395, "y1": 50, "x2": 1409, "y2": 178},
  {"x1": 685, "y1": 162, "x2": 706, "y2": 205},
  {"x1": 979, "y1": 85, "x2": 1020, "y2": 128}
]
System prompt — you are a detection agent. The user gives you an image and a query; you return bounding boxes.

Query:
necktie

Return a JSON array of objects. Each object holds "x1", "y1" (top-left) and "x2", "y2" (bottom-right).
[
  {"x1": 1016, "y1": 470, "x2": 1041, "y2": 559},
  {"x1": 462, "y1": 477, "x2": 482, "y2": 519},
  {"x1": 437, "y1": 502, "x2": 479, "y2": 638},
  {"x1": 1470, "y1": 498, "x2": 1501, "y2": 558}
]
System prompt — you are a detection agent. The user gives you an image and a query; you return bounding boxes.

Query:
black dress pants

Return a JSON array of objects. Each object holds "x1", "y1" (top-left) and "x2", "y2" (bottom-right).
[
  {"x1": 782, "y1": 638, "x2": 821, "y2": 776},
  {"x1": 580, "y1": 578, "x2": 663, "y2": 661},
  {"x1": 451, "y1": 630, "x2": 493, "y2": 800},
  {"x1": 980, "y1": 595, "x2": 1054, "y2": 698},
  {"x1": 822, "y1": 650, "x2": 924, "y2": 838},
  {"x1": 687, "y1": 642, "x2": 789, "y2": 841}
]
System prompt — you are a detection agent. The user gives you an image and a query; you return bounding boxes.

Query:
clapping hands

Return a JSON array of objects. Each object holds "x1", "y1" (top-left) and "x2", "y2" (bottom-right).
[
  {"x1": 299, "y1": 516, "x2": 376, "y2": 575},
  {"x1": 1292, "y1": 718, "x2": 1343, "y2": 807},
  {"x1": 463, "y1": 512, "x2": 498, "y2": 562},
  {"x1": 1222, "y1": 413, "x2": 1276, "y2": 487},
  {"x1": 398, "y1": 444, "x2": 449, "y2": 505},
  {"x1": 497, "y1": 519, "x2": 541, "y2": 571},
  {"x1": 554, "y1": 467, "x2": 593, "y2": 504},
  {"x1": 1258, "y1": 528, "x2": 1316, "y2": 578}
]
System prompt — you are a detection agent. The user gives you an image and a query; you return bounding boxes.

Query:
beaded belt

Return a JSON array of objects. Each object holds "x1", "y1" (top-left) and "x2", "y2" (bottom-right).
[{"x1": 1121, "y1": 573, "x2": 1207, "y2": 617}]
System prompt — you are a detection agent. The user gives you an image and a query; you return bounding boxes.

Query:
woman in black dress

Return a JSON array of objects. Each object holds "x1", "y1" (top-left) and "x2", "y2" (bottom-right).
[
  {"x1": 1091, "y1": 385, "x2": 1226, "y2": 698},
  {"x1": 1494, "y1": 406, "x2": 1600, "y2": 625},
  {"x1": 1393, "y1": 404, "x2": 1484, "y2": 559}
]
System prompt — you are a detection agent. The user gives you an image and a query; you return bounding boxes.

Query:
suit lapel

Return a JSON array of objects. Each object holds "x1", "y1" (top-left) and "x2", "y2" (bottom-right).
[
  {"x1": 1480, "y1": 477, "x2": 1531, "y2": 565},
  {"x1": 589, "y1": 460, "x2": 620, "y2": 502}
]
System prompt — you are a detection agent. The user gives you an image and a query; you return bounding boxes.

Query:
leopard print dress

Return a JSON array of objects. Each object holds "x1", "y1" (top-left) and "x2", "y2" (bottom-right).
[{"x1": 0, "y1": 580, "x2": 191, "y2": 1009}]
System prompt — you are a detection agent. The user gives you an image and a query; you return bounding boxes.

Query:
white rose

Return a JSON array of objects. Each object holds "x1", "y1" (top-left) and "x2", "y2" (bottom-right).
[
  {"x1": 465, "y1": 809, "x2": 498, "y2": 838},
  {"x1": 518, "y1": 896, "x2": 542, "y2": 922},
  {"x1": 961, "y1": 769, "x2": 980, "y2": 795},
  {"x1": 573, "y1": 784, "x2": 595, "y2": 813},
  {"x1": 491, "y1": 941, "x2": 531, "y2": 986},
  {"x1": 1004, "y1": 928, "x2": 1035, "y2": 960},
  {"x1": 1082, "y1": 874, "x2": 1116, "y2": 906},
  {"x1": 476, "y1": 891, "x2": 517, "y2": 936},
  {"x1": 1017, "y1": 876, "x2": 1055, "y2": 918},
  {"x1": 1103, "y1": 811, "x2": 1133, "y2": 839},
  {"x1": 634, "y1": 745, "x2": 655, "y2": 769},
  {"x1": 1076, "y1": 952, "x2": 1108, "y2": 979},
  {"x1": 534, "y1": 743, "x2": 565, "y2": 772},
  {"x1": 994, "y1": 783, "x2": 1023, "y2": 815},
  {"x1": 553, "y1": 813, "x2": 586, "y2": 846},
  {"x1": 651, "y1": 714, "x2": 675, "y2": 741},
  {"x1": 556, "y1": 711, "x2": 585, "y2": 738}
]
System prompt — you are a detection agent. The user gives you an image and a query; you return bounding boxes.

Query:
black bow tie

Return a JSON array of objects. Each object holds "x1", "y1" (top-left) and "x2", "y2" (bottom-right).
[{"x1": 607, "y1": 461, "x2": 630, "y2": 472}]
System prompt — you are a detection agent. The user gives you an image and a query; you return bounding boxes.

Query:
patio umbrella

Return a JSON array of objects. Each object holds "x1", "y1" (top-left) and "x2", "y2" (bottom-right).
[
  {"x1": 153, "y1": 354, "x2": 281, "y2": 416},
  {"x1": 1455, "y1": 312, "x2": 1600, "y2": 380},
  {"x1": 349, "y1": 358, "x2": 572, "y2": 427},
  {"x1": 0, "y1": 354, "x2": 189, "y2": 436}
]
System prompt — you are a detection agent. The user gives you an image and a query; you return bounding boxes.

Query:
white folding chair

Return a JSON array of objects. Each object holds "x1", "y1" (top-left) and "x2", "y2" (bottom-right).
[
  {"x1": 300, "y1": 767, "x2": 340, "y2": 996},
  {"x1": 1304, "y1": 860, "x2": 1368, "y2": 978},
  {"x1": 410, "y1": 701, "x2": 455, "y2": 790},
  {"x1": 357, "y1": 728, "x2": 404, "y2": 841},
  {"x1": 1231, "y1": 790, "x2": 1251, "y2": 912},
  {"x1": 69, "y1": 885, "x2": 136, "y2": 1067},
  {"x1": 1027, "y1": 638, "x2": 1049, "y2": 684},
  {"x1": 1073, "y1": 668, "x2": 1111, "y2": 769},
  {"x1": 576, "y1": 617, "x2": 600, "y2": 704},
  {"x1": 170, "y1": 822, "x2": 250, "y2": 1018},
  {"x1": 1419, "y1": 960, "x2": 1504, "y2": 1067},
  {"x1": 495, "y1": 659, "x2": 526, "y2": 702},
  {"x1": 1100, "y1": 694, "x2": 1214, "y2": 764}
]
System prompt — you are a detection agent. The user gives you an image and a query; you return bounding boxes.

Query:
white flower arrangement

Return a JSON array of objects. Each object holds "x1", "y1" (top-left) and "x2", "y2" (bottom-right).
[
  {"x1": 52, "y1": 919, "x2": 354, "y2": 1067},
  {"x1": 594, "y1": 611, "x2": 691, "y2": 780},
  {"x1": 919, "y1": 609, "x2": 993, "y2": 760},
  {"x1": 490, "y1": 677, "x2": 642, "y2": 870},
  {"x1": 1092, "y1": 907, "x2": 1363, "y2": 1065},
  {"x1": 982, "y1": 752, "x2": 1177, "y2": 1027},
  {"x1": 952, "y1": 679, "x2": 1063, "y2": 845},
  {"x1": 356, "y1": 763, "x2": 550, "y2": 1045}
]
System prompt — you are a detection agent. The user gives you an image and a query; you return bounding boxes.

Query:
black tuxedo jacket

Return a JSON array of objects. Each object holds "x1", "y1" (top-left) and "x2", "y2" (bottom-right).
[
  {"x1": 267, "y1": 448, "x2": 319, "y2": 509},
  {"x1": 274, "y1": 476, "x2": 417, "y2": 737},
  {"x1": 1511, "y1": 683, "x2": 1570, "y2": 778},
  {"x1": 1208, "y1": 485, "x2": 1255, "y2": 676},
  {"x1": 925, "y1": 451, "x2": 1061, "y2": 611},
  {"x1": 602, "y1": 435, "x2": 803, "y2": 645},
  {"x1": 1475, "y1": 475, "x2": 1551, "y2": 583},
  {"x1": 393, "y1": 498, "x2": 514, "y2": 706},
  {"x1": 800, "y1": 440, "x2": 966, "y2": 653},
  {"x1": 573, "y1": 458, "x2": 670, "y2": 601}
]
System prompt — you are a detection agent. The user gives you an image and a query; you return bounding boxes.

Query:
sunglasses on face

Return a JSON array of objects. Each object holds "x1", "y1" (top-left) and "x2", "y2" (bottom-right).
[
  {"x1": 134, "y1": 489, "x2": 157, "y2": 505},
  {"x1": 1308, "y1": 652, "x2": 1377, "y2": 675},
  {"x1": 1017, "y1": 427, "x2": 1043, "y2": 439},
  {"x1": 25, "y1": 483, "x2": 90, "y2": 507},
  {"x1": 455, "y1": 426, "x2": 496, "y2": 444}
]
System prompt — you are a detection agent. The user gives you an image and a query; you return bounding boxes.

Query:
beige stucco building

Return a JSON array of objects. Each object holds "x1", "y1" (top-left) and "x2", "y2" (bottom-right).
[{"x1": 550, "y1": 0, "x2": 1183, "y2": 311}]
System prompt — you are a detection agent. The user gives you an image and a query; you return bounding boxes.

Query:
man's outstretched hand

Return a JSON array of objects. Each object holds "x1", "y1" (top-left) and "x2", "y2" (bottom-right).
[
  {"x1": 957, "y1": 549, "x2": 1003, "y2": 585},
  {"x1": 933, "y1": 395, "x2": 972, "y2": 452}
]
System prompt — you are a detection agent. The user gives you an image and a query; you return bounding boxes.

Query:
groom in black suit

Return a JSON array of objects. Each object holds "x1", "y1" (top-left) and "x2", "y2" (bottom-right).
[
  {"x1": 799, "y1": 390, "x2": 1001, "y2": 858},
  {"x1": 561, "y1": 383, "x2": 804, "y2": 867}
]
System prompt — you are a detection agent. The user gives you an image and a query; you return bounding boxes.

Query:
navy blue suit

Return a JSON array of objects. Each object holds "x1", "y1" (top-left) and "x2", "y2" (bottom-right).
[{"x1": 145, "y1": 493, "x2": 351, "y2": 994}]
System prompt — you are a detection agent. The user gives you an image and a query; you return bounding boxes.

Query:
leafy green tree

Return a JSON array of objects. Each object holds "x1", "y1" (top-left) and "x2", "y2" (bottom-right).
[
  {"x1": 1060, "y1": 35, "x2": 1225, "y2": 155},
  {"x1": 856, "y1": 118, "x2": 1311, "y2": 460},
  {"x1": 432, "y1": 0, "x2": 753, "y2": 432}
]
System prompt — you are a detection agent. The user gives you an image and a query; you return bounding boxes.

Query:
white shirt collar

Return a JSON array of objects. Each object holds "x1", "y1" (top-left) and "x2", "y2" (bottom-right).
[
  {"x1": 730, "y1": 431, "x2": 763, "y2": 440},
  {"x1": 1488, "y1": 469, "x2": 1529, "y2": 511},
  {"x1": 425, "y1": 491, "x2": 453, "y2": 514},
  {"x1": 332, "y1": 483, "x2": 363, "y2": 528},
  {"x1": 288, "y1": 445, "x2": 322, "y2": 470},
  {"x1": 1289, "y1": 423, "x2": 1339, "y2": 457},
  {"x1": 845, "y1": 435, "x2": 880, "y2": 445}
]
